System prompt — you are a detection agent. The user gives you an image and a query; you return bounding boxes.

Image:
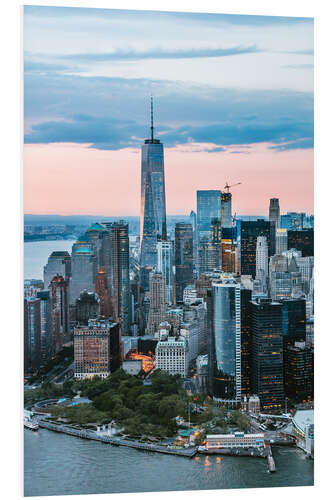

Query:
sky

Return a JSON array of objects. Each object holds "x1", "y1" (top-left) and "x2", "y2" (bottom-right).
[{"x1": 24, "y1": 6, "x2": 314, "y2": 216}]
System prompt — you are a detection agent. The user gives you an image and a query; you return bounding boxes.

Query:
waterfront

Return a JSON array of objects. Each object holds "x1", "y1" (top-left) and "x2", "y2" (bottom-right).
[
  {"x1": 24, "y1": 428, "x2": 314, "y2": 497},
  {"x1": 24, "y1": 240, "x2": 75, "y2": 280}
]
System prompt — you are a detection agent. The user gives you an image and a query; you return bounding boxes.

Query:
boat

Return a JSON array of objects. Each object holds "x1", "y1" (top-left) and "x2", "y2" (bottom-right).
[{"x1": 24, "y1": 419, "x2": 39, "y2": 431}]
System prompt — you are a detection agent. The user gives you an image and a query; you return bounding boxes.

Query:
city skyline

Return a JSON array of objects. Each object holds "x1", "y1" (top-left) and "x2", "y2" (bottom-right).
[{"x1": 24, "y1": 6, "x2": 313, "y2": 216}]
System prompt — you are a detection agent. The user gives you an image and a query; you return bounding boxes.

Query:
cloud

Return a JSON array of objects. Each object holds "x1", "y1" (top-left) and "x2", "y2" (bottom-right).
[
  {"x1": 24, "y1": 74, "x2": 313, "y2": 152},
  {"x1": 282, "y1": 64, "x2": 314, "y2": 69},
  {"x1": 268, "y1": 138, "x2": 314, "y2": 151},
  {"x1": 58, "y1": 45, "x2": 261, "y2": 63}
]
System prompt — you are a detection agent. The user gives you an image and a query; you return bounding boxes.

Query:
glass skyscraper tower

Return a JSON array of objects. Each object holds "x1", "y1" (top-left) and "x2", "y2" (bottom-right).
[{"x1": 140, "y1": 98, "x2": 167, "y2": 267}]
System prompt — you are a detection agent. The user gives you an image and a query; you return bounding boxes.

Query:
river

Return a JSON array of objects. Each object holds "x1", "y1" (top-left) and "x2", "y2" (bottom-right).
[
  {"x1": 24, "y1": 428, "x2": 314, "y2": 497},
  {"x1": 24, "y1": 240, "x2": 75, "y2": 280}
]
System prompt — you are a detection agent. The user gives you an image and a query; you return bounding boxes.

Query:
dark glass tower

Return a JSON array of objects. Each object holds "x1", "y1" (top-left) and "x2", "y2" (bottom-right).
[
  {"x1": 175, "y1": 223, "x2": 193, "y2": 302},
  {"x1": 237, "y1": 219, "x2": 271, "y2": 278},
  {"x1": 140, "y1": 98, "x2": 167, "y2": 267},
  {"x1": 287, "y1": 229, "x2": 314, "y2": 257},
  {"x1": 250, "y1": 298, "x2": 284, "y2": 410}
]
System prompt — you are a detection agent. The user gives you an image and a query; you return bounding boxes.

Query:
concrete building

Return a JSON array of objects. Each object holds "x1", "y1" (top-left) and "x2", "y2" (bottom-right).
[
  {"x1": 74, "y1": 319, "x2": 121, "y2": 379},
  {"x1": 196, "y1": 354, "x2": 208, "y2": 393},
  {"x1": 183, "y1": 284, "x2": 198, "y2": 305},
  {"x1": 275, "y1": 228, "x2": 288, "y2": 255},
  {"x1": 256, "y1": 236, "x2": 268, "y2": 293},
  {"x1": 147, "y1": 272, "x2": 167, "y2": 334},
  {"x1": 43, "y1": 251, "x2": 71, "y2": 289},
  {"x1": 24, "y1": 297, "x2": 41, "y2": 373},
  {"x1": 155, "y1": 336, "x2": 189, "y2": 377},
  {"x1": 75, "y1": 290, "x2": 100, "y2": 325},
  {"x1": 49, "y1": 275, "x2": 69, "y2": 356}
]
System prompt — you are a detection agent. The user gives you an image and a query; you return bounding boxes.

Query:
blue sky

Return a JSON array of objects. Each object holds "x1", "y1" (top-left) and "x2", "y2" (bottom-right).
[{"x1": 24, "y1": 5, "x2": 314, "y2": 152}]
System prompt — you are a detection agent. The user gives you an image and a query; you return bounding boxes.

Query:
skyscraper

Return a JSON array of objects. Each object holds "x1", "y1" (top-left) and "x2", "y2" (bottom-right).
[
  {"x1": 24, "y1": 297, "x2": 41, "y2": 373},
  {"x1": 221, "y1": 192, "x2": 232, "y2": 228},
  {"x1": 287, "y1": 229, "x2": 314, "y2": 257},
  {"x1": 275, "y1": 228, "x2": 288, "y2": 255},
  {"x1": 49, "y1": 275, "x2": 69, "y2": 356},
  {"x1": 43, "y1": 251, "x2": 71, "y2": 289},
  {"x1": 70, "y1": 236, "x2": 96, "y2": 305},
  {"x1": 75, "y1": 290, "x2": 100, "y2": 325},
  {"x1": 175, "y1": 223, "x2": 194, "y2": 302},
  {"x1": 156, "y1": 239, "x2": 173, "y2": 304},
  {"x1": 250, "y1": 297, "x2": 284, "y2": 410},
  {"x1": 269, "y1": 198, "x2": 280, "y2": 228},
  {"x1": 146, "y1": 272, "x2": 167, "y2": 334},
  {"x1": 197, "y1": 190, "x2": 222, "y2": 240},
  {"x1": 140, "y1": 97, "x2": 167, "y2": 267},
  {"x1": 95, "y1": 267, "x2": 112, "y2": 318},
  {"x1": 237, "y1": 219, "x2": 271, "y2": 278},
  {"x1": 255, "y1": 236, "x2": 268, "y2": 292},
  {"x1": 208, "y1": 278, "x2": 241, "y2": 403},
  {"x1": 110, "y1": 221, "x2": 131, "y2": 335},
  {"x1": 36, "y1": 290, "x2": 52, "y2": 363}
]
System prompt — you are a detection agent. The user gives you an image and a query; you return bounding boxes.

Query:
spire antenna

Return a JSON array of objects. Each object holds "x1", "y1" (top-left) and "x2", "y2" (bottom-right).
[{"x1": 150, "y1": 95, "x2": 154, "y2": 142}]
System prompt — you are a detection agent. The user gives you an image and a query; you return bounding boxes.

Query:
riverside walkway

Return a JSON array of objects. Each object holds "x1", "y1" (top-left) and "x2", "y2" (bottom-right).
[{"x1": 37, "y1": 419, "x2": 197, "y2": 458}]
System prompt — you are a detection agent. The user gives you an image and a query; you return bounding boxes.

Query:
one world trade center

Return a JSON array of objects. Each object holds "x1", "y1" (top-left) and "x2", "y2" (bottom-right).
[{"x1": 140, "y1": 98, "x2": 167, "y2": 267}]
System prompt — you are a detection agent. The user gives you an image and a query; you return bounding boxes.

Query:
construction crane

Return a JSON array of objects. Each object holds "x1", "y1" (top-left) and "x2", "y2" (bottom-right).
[{"x1": 224, "y1": 181, "x2": 241, "y2": 193}]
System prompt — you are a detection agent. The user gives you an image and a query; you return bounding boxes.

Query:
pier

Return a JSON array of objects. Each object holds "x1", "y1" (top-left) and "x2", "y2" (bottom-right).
[
  {"x1": 37, "y1": 419, "x2": 197, "y2": 457},
  {"x1": 266, "y1": 446, "x2": 276, "y2": 473}
]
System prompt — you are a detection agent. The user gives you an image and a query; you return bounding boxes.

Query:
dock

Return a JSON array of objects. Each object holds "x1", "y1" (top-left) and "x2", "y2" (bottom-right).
[
  {"x1": 266, "y1": 446, "x2": 276, "y2": 472},
  {"x1": 37, "y1": 419, "x2": 197, "y2": 458}
]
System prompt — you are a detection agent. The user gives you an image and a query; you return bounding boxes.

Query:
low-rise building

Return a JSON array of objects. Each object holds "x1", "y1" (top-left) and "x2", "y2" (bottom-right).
[{"x1": 206, "y1": 432, "x2": 265, "y2": 449}]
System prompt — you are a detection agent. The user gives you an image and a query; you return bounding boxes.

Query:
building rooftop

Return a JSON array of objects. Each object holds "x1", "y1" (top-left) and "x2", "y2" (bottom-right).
[
  {"x1": 75, "y1": 247, "x2": 93, "y2": 253},
  {"x1": 87, "y1": 222, "x2": 107, "y2": 232}
]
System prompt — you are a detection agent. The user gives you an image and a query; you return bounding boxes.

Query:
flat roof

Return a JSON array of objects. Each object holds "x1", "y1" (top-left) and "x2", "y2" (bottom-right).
[{"x1": 292, "y1": 409, "x2": 314, "y2": 432}]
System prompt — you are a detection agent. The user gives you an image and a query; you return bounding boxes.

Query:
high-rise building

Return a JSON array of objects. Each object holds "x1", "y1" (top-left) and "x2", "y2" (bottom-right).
[
  {"x1": 175, "y1": 223, "x2": 194, "y2": 302},
  {"x1": 140, "y1": 98, "x2": 167, "y2": 266},
  {"x1": 190, "y1": 210, "x2": 198, "y2": 271},
  {"x1": 110, "y1": 221, "x2": 131, "y2": 335},
  {"x1": 75, "y1": 290, "x2": 100, "y2": 325},
  {"x1": 146, "y1": 272, "x2": 166, "y2": 334},
  {"x1": 269, "y1": 198, "x2": 280, "y2": 228},
  {"x1": 237, "y1": 219, "x2": 271, "y2": 278},
  {"x1": 36, "y1": 290, "x2": 52, "y2": 363},
  {"x1": 43, "y1": 251, "x2": 71, "y2": 289},
  {"x1": 281, "y1": 298, "x2": 306, "y2": 346},
  {"x1": 208, "y1": 278, "x2": 241, "y2": 404},
  {"x1": 95, "y1": 267, "x2": 112, "y2": 318},
  {"x1": 221, "y1": 192, "x2": 232, "y2": 228},
  {"x1": 156, "y1": 239, "x2": 173, "y2": 305},
  {"x1": 250, "y1": 298, "x2": 284, "y2": 410},
  {"x1": 24, "y1": 297, "x2": 41, "y2": 373},
  {"x1": 255, "y1": 236, "x2": 268, "y2": 292},
  {"x1": 49, "y1": 275, "x2": 69, "y2": 356},
  {"x1": 287, "y1": 229, "x2": 314, "y2": 257},
  {"x1": 70, "y1": 237, "x2": 96, "y2": 304},
  {"x1": 240, "y1": 287, "x2": 252, "y2": 396},
  {"x1": 281, "y1": 212, "x2": 305, "y2": 231},
  {"x1": 284, "y1": 341, "x2": 314, "y2": 400},
  {"x1": 275, "y1": 228, "x2": 288, "y2": 255},
  {"x1": 197, "y1": 190, "x2": 221, "y2": 240},
  {"x1": 74, "y1": 319, "x2": 121, "y2": 379},
  {"x1": 221, "y1": 227, "x2": 238, "y2": 274}
]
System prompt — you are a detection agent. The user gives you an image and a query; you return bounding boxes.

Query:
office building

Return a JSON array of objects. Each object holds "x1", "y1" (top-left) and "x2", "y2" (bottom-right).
[
  {"x1": 70, "y1": 238, "x2": 96, "y2": 304},
  {"x1": 110, "y1": 221, "x2": 131, "y2": 335},
  {"x1": 146, "y1": 272, "x2": 167, "y2": 334},
  {"x1": 284, "y1": 341, "x2": 314, "y2": 400},
  {"x1": 95, "y1": 267, "x2": 112, "y2": 318},
  {"x1": 250, "y1": 298, "x2": 284, "y2": 410},
  {"x1": 281, "y1": 298, "x2": 306, "y2": 346},
  {"x1": 175, "y1": 222, "x2": 193, "y2": 302},
  {"x1": 75, "y1": 290, "x2": 100, "y2": 325},
  {"x1": 287, "y1": 229, "x2": 314, "y2": 257},
  {"x1": 140, "y1": 98, "x2": 167, "y2": 266},
  {"x1": 36, "y1": 290, "x2": 52, "y2": 363},
  {"x1": 269, "y1": 198, "x2": 280, "y2": 228},
  {"x1": 221, "y1": 192, "x2": 232, "y2": 228},
  {"x1": 43, "y1": 251, "x2": 71, "y2": 289},
  {"x1": 183, "y1": 284, "x2": 198, "y2": 305},
  {"x1": 275, "y1": 228, "x2": 288, "y2": 255},
  {"x1": 156, "y1": 239, "x2": 173, "y2": 304},
  {"x1": 209, "y1": 278, "x2": 241, "y2": 404},
  {"x1": 74, "y1": 319, "x2": 121, "y2": 379},
  {"x1": 281, "y1": 212, "x2": 305, "y2": 231},
  {"x1": 49, "y1": 275, "x2": 69, "y2": 355},
  {"x1": 197, "y1": 190, "x2": 221, "y2": 240},
  {"x1": 221, "y1": 227, "x2": 238, "y2": 274},
  {"x1": 241, "y1": 287, "x2": 252, "y2": 396},
  {"x1": 190, "y1": 210, "x2": 198, "y2": 271},
  {"x1": 205, "y1": 432, "x2": 264, "y2": 449},
  {"x1": 155, "y1": 336, "x2": 189, "y2": 377},
  {"x1": 255, "y1": 236, "x2": 268, "y2": 293},
  {"x1": 237, "y1": 219, "x2": 271, "y2": 278},
  {"x1": 24, "y1": 297, "x2": 41, "y2": 373}
]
